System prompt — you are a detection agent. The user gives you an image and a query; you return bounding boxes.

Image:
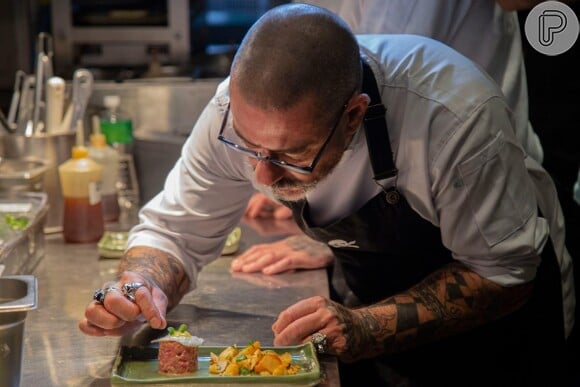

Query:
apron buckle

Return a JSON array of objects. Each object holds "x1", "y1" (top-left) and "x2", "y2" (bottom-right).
[{"x1": 385, "y1": 188, "x2": 400, "y2": 205}]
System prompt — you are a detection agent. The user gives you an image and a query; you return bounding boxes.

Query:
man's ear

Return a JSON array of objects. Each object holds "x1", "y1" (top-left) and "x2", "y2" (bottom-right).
[{"x1": 345, "y1": 93, "x2": 371, "y2": 135}]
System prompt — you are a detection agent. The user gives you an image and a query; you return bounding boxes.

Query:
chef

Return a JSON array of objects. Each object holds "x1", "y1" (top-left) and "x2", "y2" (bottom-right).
[{"x1": 80, "y1": 4, "x2": 575, "y2": 386}]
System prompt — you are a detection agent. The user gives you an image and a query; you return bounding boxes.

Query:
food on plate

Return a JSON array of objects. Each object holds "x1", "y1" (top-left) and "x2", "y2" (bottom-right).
[
  {"x1": 208, "y1": 341, "x2": 300, "y2": 376},
  {"x1": 151, "y1": 324, "x2": 204, "y2": 375}
]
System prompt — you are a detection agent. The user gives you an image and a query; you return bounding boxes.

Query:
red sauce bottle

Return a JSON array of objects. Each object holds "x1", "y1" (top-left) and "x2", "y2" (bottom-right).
[{"x1": 58, "y1": 123, "x2": 104, "y2": 243}]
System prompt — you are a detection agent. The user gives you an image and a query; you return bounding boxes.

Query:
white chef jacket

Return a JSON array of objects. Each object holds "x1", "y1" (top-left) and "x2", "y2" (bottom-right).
[
  {"x1": 297, "y1": 0, "x2": 544, "y2": 163},
  {"x1": 129, "y1": 34, "x2": 574, "y2": 336}
]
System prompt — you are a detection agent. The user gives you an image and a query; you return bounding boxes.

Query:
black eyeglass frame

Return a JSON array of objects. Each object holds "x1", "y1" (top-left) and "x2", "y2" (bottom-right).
[{"x1": 217, "y1": 102, "x2": 348, "y2": 175}]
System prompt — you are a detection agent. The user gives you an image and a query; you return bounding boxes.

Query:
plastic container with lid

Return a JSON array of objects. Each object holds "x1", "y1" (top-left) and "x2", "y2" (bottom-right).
[
  {"x1": 58, "y1": 121, "x2": 104, "y2": 243},
  {"x1": 89, "y1": 115, "x2": 120, "y2": 222}
]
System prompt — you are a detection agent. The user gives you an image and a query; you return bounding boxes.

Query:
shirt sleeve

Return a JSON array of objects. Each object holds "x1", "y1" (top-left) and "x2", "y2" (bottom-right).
[
  {"x1": 127, "y1": 79, "x2": 255, "y2": 291},
  {"x1": 431, "y1": 96, "x2": 547, "y2": 286}
]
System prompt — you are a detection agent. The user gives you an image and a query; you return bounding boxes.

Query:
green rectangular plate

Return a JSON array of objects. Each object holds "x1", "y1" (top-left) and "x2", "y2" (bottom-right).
[{"x1": 111, "y1": 342, "x2": 321, "y2": 385}]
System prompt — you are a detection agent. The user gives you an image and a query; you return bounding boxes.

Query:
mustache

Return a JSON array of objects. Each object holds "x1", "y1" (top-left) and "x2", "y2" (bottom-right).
[
  {"x1": 268, "y1": 178, "x2": 319, "y2": 202},
  {"x1": 271, "y1": 178, "x2": 301, "y2": 190}
]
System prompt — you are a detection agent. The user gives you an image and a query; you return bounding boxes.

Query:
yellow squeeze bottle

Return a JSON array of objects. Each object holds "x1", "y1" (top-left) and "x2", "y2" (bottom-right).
[{"x1": 58, "y1": 120, "x2": 104, "y2": 243}]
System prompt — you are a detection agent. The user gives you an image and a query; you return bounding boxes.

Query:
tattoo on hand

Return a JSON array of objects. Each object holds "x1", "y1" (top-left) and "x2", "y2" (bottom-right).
[{"x1": 119, "y1": 247, "x2": 191, "y2": 309}]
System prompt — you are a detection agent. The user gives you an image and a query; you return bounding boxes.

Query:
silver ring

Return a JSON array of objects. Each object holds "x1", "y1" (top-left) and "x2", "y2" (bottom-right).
[
  {"x1": 121, "y1": 282, "x2": 145, "y2": 302},
  {"x1": 311, "y1": 332, "x2": 328, "y2": 354},
  {"x1": 93, "y1": 288, "x2": 105, "y2": 304},
  {"x1": 93, "y1": 287, "x2": 120, "y2": 304}
]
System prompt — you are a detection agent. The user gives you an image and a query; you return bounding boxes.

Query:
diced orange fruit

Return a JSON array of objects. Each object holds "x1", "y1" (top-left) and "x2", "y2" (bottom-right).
[{"x1": 254, "y1": 353, "x2": 282, "y2": 374}]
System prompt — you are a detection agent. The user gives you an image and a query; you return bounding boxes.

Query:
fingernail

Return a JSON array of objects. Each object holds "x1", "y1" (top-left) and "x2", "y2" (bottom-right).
[{"x1": 151, "y1": 317, "x2": 160, "y2": 328}]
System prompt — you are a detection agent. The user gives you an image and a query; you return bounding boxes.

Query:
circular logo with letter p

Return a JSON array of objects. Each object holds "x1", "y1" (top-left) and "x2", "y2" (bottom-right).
[{"x1": 525, "y1": 1, "x2": 579, "y2": 55}]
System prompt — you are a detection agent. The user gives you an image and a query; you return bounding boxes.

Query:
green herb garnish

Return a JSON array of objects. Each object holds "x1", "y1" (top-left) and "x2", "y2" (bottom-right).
[
  {"x1": 235, "y1": 354, "x2": 247, "y2": 362},
  {"x1": 4, "y1": 215, "x2": 29, "y2": 231},
  {"x1": 167, "y1": 324, "x2": 190, "y2": 337}
]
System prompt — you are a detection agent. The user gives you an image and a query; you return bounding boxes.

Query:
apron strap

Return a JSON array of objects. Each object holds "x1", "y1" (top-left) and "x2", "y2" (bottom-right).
[{"x1": 361, "y1": 57, "x2": 398, "y2": 181}]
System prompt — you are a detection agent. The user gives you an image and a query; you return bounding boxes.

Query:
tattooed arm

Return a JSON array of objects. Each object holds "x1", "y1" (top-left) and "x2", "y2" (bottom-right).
[
  {"x1": 119, "y1": 246, "x2": 192, "y2": 311},
  {"x1": 272, "y1": 262, "x2": 533, "y2": 361},
  {"x1": 341, "y1": 262, "x2": 533, "y2": 361}
]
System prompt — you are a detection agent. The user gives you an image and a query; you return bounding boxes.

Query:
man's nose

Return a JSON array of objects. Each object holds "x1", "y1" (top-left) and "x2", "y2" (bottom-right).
[{"x1": 253, "y1": 159, "x2": 285, "y2": 186}]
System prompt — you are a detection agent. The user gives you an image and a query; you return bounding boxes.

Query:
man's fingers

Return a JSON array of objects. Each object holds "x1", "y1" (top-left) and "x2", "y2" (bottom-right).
[
  {"x1": 134, "y1": 286, "x2": 167, "y2": 329},
  {"x1": 272, "y1": 296, "x2": 326, "y2": 334},
  {"x1": 84, "y1": 301, "x2": 127, "y2": 330},
  {"x1": 231, "y1": 245, "x2": 275, "y2": 271}
]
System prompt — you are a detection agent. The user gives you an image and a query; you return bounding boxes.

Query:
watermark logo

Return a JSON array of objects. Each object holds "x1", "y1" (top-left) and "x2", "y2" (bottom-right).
[{"x1": 525, "y1": 0, "x2": 579, "y2": 55}]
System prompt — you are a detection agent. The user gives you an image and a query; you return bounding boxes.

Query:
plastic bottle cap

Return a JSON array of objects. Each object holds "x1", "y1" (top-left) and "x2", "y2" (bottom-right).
[
  {"x1": 90, "y1": 132, "x2": 107, "y2": 147},
  {"x1": 103, "y1": 95, "x2": 121, "y2": 109},
  {"x1": 72, "y1": 145, "x2": 89, "y2": 159}
]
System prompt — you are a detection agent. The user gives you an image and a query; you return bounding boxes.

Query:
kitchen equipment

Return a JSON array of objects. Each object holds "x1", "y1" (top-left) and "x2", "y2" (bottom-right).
[
  {"x1": 0, "y1": 275, "x2": 38, "y2": 387},
  {"x1": 16, "y1": 75, "x2": 35, "y2": 135},
  {"x1": 58, "y1": 68, "x2": 93, "y2": 134},
  {"x1": 51, "y1": 0, "x2": 189, "y2": 74},
  {"x1": 45, "y1": 76, "x2": 66, "y2": 133},
  {"x1": 7, "y1": 71, "x2": 27, "y2": 129},
  {"x1": 0, "y1": 110, "x2": 15, "y2": 135},
  {"x1": 32, "y1": 32, "x2": 54, "y2": 135},
  {"x1": 0, "y1": 71, "x2": 26, "y2": 135},
  {"x1": 0, "y1": 133, "x2": 76, "y2": 233},
  {"x1": 0, "y1": 192, "x2": 48, "y2": 275},
  {"x1": 0, "y1": 158, "x2": 48, "y2": 193}
]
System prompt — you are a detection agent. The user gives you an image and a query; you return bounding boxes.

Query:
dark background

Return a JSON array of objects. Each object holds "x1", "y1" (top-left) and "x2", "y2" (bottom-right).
[{"x1": 517, "y1": 6, "x2": 580, "y2": 273}]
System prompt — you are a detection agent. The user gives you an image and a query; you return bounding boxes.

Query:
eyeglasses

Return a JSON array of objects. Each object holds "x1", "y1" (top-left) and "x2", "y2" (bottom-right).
[{"x1": 217, "y1": 102, "x2": 347, "y2": 174}]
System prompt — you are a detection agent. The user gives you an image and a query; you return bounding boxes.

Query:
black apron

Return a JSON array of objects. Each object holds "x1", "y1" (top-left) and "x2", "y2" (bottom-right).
[{"x1": 284, "y1": 58, "x2": 568, "y2": 387}]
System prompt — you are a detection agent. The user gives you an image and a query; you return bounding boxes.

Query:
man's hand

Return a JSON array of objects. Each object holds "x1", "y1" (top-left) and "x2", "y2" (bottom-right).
[
  {"x1": 231, "y1": 235, "x2": 334, "y2": 274},
  {"x1": 79, "y1": 271, "x2": 168, "y2": 336},
  {"x1": 79, "y1": 246, "x2": 191, "y2": 336},
  {"x1": 245, "y1": 192, "x2": 293, "y2": 219},
  {"x1": 272, "y1": 296, "x2": 356, "y2": 358}
]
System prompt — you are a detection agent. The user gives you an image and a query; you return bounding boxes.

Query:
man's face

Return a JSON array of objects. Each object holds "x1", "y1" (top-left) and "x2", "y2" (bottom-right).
[{"x1": 227, "y1": 87, "x2": 349, "y2": 202}]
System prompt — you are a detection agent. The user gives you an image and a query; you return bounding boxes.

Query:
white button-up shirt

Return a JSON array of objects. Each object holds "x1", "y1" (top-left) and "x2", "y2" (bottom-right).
[{"x1": 129, "y1": 34, "x2": 574, "y2": 336}]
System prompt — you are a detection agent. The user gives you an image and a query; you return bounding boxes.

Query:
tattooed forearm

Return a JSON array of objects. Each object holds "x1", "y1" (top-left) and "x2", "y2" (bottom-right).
[
  {"x1": 119, "y1": 246, "x2": 191, "y2": 310},
  {"x1": 341, "y1": 262, "x2": 533, "y2": 361},
  {"x1": 286, "y1": 235, "x2": 333, "y2": 257}
]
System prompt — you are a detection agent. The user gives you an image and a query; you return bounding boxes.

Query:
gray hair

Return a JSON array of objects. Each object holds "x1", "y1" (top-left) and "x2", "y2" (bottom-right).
[{"x1": 230, "y1": 3, "x2": 361, "y2": 125}]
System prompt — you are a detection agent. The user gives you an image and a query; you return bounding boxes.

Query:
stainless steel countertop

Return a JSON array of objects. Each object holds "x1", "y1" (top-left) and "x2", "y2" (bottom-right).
[{"x1": 21, "y1": 218, "x2": 340, "y2": 386}]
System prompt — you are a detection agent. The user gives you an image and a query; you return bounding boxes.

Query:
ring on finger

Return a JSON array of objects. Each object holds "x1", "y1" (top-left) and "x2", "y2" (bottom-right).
[
  {"x1": 121, "y1": 282, "x2": 146, "y2": 302},
  {"x1": 311, "y1": 331, "x2": 328, "y2": 354},
  {"x1": 93, "y1": 287, "x2": 121, "y2": 305},
  {"x1": 93, "y1": 288, "x2": 105, "y2": 304}
]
